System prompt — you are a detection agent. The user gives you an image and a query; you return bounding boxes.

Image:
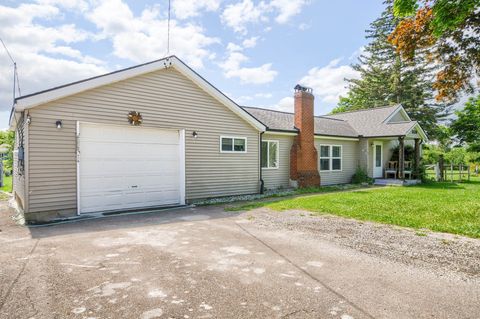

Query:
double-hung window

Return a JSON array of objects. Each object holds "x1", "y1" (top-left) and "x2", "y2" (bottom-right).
[
  {"x1": 319, "y1": 145, "x2": 342, "y2": 171},
  {"x1": 220, "y1": 136, "x2": 247, "y2": 153},
  {"x1": 261, "y1": 140, "x2": 279, "y2": 169}
]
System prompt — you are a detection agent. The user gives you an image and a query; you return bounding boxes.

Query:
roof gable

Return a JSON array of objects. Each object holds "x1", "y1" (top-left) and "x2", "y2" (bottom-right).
[{"x1": 11, "y1": 56, "x2": 265, "y2": 131}]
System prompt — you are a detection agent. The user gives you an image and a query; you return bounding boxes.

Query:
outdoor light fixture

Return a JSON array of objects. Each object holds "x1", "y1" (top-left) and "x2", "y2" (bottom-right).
[
  {"x1": 192, "y1": 131, "x2": 198, "y2": 138},
  {"x1": 26, "y1": 115, "x2": 31, "y2": 125},
  {"x1": 56, "y1": 120, "x2": 62, "y2": 129}
]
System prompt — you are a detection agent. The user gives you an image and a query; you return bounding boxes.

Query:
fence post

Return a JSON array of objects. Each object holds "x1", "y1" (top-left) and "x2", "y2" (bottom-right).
[
  {"x1": 459, "y1": 164, "x2": 462, "y2": 182},
  {"x1": 451, "y1": 163, "x2": 454, "y2": 182},
  {"x1": 439, "y1": 155, "x2": 444, "y2": 181},
  {"x1": 468, "y1": 165, "x2": 471, "y2": 181}
]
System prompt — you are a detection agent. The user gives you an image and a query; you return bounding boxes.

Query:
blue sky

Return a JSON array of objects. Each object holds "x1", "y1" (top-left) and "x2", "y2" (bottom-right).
[{"x1": 0, "y1": 0, "x2": 385, "y2": 129}]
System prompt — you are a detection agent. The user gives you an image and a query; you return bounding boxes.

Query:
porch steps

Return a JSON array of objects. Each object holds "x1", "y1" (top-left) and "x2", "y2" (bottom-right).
[{"x1": 374, "y1": 179, "x2": 421, "y2": 186}]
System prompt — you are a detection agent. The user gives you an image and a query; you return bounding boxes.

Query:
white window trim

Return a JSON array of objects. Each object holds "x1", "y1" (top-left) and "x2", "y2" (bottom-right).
[
  {"x1": 261, "y1": 140, "x2": 279, "y2": 170},
  {"x1": 319, "y1": 144, "x2": 343, "y2": 172},
  {"x1": 220, "y1": 136, "x2": 248, "y2": 153}
]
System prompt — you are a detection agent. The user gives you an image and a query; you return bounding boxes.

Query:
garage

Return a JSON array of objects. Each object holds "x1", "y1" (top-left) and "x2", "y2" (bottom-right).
[{"x1": 77, "y1": 123, "x2": 185, "y2": 214}]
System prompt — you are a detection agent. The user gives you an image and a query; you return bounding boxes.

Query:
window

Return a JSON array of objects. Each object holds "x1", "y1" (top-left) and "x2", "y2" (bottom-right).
[
  {"x1": 220, "y1": 136, "x2": 247, "y2": 153},
  {"x1": 375, "y1": 145, "x2": 382, "y2": 167},
  {"x1": 319, "y1": 145, "x2": 342, "y2": 171},
  {"x1": 261, "y1": 140, "x2": 279, "y2": 169}
]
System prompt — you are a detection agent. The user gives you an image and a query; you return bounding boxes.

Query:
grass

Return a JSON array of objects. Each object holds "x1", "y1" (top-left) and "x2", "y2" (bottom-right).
[
  {"x1": 0, "y1": 175, "x2": 12, "y2": 193},
  {"x1": 229, "y1": 178, "x2": 480, "y2": 238}
]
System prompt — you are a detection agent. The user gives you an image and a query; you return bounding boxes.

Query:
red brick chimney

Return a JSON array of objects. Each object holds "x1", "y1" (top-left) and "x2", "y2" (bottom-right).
[{"x1": 290, "y1": 84, "x2": 320, "y2": 187}]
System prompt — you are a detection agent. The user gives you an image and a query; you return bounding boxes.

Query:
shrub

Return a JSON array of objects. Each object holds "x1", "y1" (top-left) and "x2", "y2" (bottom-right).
[{"x1": 352, "y1": 167, "x2": 371, "y2": 184}]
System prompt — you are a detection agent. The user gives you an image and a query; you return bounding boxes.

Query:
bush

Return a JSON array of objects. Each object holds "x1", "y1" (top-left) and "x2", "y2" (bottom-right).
[
  {"x1": 352, "y1": 167, "x2": 371, "y2": 184},
  {"x1": 390, "y1": 144, "x2": 415, "y2": 162}
]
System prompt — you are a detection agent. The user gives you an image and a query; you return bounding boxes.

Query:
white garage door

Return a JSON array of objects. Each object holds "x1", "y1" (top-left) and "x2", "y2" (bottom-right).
[{"x1": 78, "y1": 123, "x2": 184, "y2": 214}]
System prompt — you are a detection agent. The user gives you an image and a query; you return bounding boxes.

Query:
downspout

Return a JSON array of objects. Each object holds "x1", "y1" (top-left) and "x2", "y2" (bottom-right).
[{"x1": 259, "y1": 131, "x2": 264, "y2": 194}]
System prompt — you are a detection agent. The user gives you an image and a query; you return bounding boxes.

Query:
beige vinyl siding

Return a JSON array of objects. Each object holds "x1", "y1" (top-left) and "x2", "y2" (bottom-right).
[
  {"x1": 315, "y1": 138, "x2": 358, "y2": 185},
  {"x1": 388, "y1": 111, "x2": 409, "y2": 123},
  {"x1": 262, "y1": 134, "x2": 293, "y2": 190},
  {"x1": 27, "y1": 68, "x2": 260, "y2": 214},
  {"x1": 13, "y1": 115, "x2": 26, "y2": 210}
]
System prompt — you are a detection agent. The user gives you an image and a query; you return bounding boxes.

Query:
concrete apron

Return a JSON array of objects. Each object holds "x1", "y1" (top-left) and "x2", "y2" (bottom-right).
[{"x1": 0, "y1": 204, "x2": 478, "y2": 319}]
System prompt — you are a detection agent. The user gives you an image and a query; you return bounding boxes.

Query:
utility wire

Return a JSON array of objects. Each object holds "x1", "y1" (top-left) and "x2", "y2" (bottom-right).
[
  {"x1": 0, "y1": 37, "x2": 21, "y2": 100},
  {"x1": 0, "y1": 38, "x2": 15, "y2": 64}
]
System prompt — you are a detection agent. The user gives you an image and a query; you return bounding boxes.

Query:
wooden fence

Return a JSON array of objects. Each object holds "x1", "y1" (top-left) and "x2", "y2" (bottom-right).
[{"x1": 425, "y1": 163, "x2": 471, "y2": 182}]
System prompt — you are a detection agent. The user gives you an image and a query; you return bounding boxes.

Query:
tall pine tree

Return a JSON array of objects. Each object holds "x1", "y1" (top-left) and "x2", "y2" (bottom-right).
[{"x1": 334, "y1": 0, "x2": 451, "y2": 138}]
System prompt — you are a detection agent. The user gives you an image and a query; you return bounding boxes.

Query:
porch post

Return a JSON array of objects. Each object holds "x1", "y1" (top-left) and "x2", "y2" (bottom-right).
[
  {"x1": 398, "y1": 136, "x2": 405, "y2": 180},
  {"x1": 414, "y1": 138, "x2": 421, "y2": 179}
]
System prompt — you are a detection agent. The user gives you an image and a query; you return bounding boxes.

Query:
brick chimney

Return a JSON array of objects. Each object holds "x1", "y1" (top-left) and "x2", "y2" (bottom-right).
[{"x1": 290, "y1": 84, "x2": 321, "y2": 188}]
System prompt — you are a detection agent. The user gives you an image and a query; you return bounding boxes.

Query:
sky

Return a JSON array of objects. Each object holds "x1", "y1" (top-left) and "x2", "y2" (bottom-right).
[{"x1": 0, "y1": 0, "x2": 386, "y2": 130}]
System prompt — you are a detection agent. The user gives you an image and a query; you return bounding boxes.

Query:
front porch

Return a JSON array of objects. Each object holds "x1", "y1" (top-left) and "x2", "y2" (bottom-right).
[{"x1": 362, "y1": 133, "x2": 424, "y2": 183}]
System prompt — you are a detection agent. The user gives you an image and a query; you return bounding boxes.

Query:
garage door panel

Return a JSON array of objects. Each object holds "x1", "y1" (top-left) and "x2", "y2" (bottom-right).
[{"x1": 79, "y1": 123, "x2": 182, "y2": 214}]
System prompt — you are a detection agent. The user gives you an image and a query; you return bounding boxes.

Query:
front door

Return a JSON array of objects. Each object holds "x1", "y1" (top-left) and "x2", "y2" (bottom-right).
[{"x1": 373, "y1": 142, "x2": 383, "y2": 178}]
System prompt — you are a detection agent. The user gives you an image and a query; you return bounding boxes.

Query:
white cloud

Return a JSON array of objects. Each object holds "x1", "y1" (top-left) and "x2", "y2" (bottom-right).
[
  {"x1": 220, "y1": 44, "x2": 277, "y2": 84},
  {"x1": 269, "y1": 0, "x2": 308, "y2": 24},
  {"x1": 221, "y1": 0, "x2": 309, "y2": 34},
  {"x1": 274, "y1": 96, "x2": 294, "y2": 112},
  {"x1": 298, "y1": 23, "x2": 310, "y2": 31},
  {"x1": 242, "y1": 36, "x2": 259, "y2": 48},
  {"x1": 0, "y1": 2, "x2": 106, "y2": 111},
  {"x1": 299, "y1": 58, "x2": 359, "y2": 104},
  {"x1": 87, "y1": 0, "x2": 218, "y2": 68},
  {"x1": 221, "y1": 0, "x2": 269, "y2": 34},
  {"x1": 173, "y1": 0, "x2": 221, "y2": 19},
  {"x1": 255, "y1": 92, "x2": 272, "y2": 98},
  {"x1": 35, "y1": 0, "x2": 89, "y2": 12}
]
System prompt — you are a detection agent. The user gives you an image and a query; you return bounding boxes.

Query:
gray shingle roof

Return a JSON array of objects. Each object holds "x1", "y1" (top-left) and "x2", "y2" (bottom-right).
[
  {"x1": 323, "y1": 105, "x2": 418, "y2": 137},
  {"x1": 242, "y1": 105, "x2": 419, "y2": 138},
  {"x1": 242, "y1": 107, "x2": 358, "y2": 137}
]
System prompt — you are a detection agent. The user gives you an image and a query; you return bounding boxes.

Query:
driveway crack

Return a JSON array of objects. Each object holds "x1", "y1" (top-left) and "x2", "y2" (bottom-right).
[
  {"x1": 0, "y1": 238, "x2": 40, "y2": 312},
  {"x1": 235, "y1": 222, "x2": 376, "y2": 319}
]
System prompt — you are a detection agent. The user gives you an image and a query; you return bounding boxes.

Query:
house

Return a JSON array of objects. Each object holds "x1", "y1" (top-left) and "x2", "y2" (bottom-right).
[{"x1": 9, "y1": 56, "x2": 427, "y2": 223}]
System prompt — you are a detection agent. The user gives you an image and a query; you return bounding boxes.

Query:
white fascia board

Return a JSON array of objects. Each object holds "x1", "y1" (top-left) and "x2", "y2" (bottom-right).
[
  {"x1": 14, "y1": 56, "x2": 266, "y2": 132},
  {"x1": 384, "y1": 104, "x2": 412, "y2": 123},
  {"x1": 264, "y1": 131, "x2": 297, "y2": 137},
  {"x1": 407, "y1": 122, "x2": 428, "y2": 142},
  {"x1": 315, "y1": 135, "x2": 359, "y2": 141}
]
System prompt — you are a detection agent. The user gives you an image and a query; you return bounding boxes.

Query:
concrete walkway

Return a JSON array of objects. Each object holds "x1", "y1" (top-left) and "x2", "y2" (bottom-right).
[{"x1": 0, "y1": 202, "x2": 478, "y2": 319}]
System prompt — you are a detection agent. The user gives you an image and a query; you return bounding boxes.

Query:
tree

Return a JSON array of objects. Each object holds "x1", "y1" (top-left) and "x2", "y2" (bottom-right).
[
  {"x1": 0, "y1": 130, "x2": 15, "y2": 174},
  {"x1": 389, "y1": 0, "x2": 480, "y2": 102},
  {"x1": 334, "y1": 0, "x2": 451, "y2": 138},
  {"x1": 451, "y1": 94, "x2": 480, "y2": 151}
]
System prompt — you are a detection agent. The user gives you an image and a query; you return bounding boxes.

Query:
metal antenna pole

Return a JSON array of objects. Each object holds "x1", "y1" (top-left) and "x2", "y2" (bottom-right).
[
  {"x1": 1, "y1": 38, "x2": 20, "y2": 102},
  {"x1": 13, "y1": 63, "x2": 16, "y2": 102},
  {"x1": 167, "y1": 0, "x2": 171, "y2": 56}
]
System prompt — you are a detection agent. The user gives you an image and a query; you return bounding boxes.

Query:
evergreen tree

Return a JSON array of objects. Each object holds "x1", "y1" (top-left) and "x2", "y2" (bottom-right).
[{"x1": 334, "y1": 0, "x2": 451, "y2": 138}]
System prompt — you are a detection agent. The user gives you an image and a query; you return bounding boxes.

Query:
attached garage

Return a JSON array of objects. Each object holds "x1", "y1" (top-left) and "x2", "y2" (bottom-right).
[
  {"x1": 77, "y1": 123, "x2": 185, "y2": 214},
  {"x1": 10, "y1": 56, "x2": 265, "y2": 223}
]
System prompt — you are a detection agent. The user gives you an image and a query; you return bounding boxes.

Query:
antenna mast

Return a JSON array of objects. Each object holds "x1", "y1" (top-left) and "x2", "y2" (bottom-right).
[
  {"x1": 167, "y1": 0, "x2": 171, "y2": 56},
  {"x1": 1, "y1": 38, "x2": 21, "y2": 104}
]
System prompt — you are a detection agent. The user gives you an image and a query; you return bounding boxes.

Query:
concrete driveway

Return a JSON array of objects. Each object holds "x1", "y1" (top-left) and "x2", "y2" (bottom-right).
[{"x1": 0, "y1": 201, "x2": 478, "y2": 319}]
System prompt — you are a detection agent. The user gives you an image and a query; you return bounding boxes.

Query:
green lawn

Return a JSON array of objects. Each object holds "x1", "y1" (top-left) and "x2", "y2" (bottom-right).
[
  {"x1": 230, "y1": 179, "x2": 480, "y2": 238},
  {"x1": 0, "y1": 174, "x2": 12, "y2": 192}
]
